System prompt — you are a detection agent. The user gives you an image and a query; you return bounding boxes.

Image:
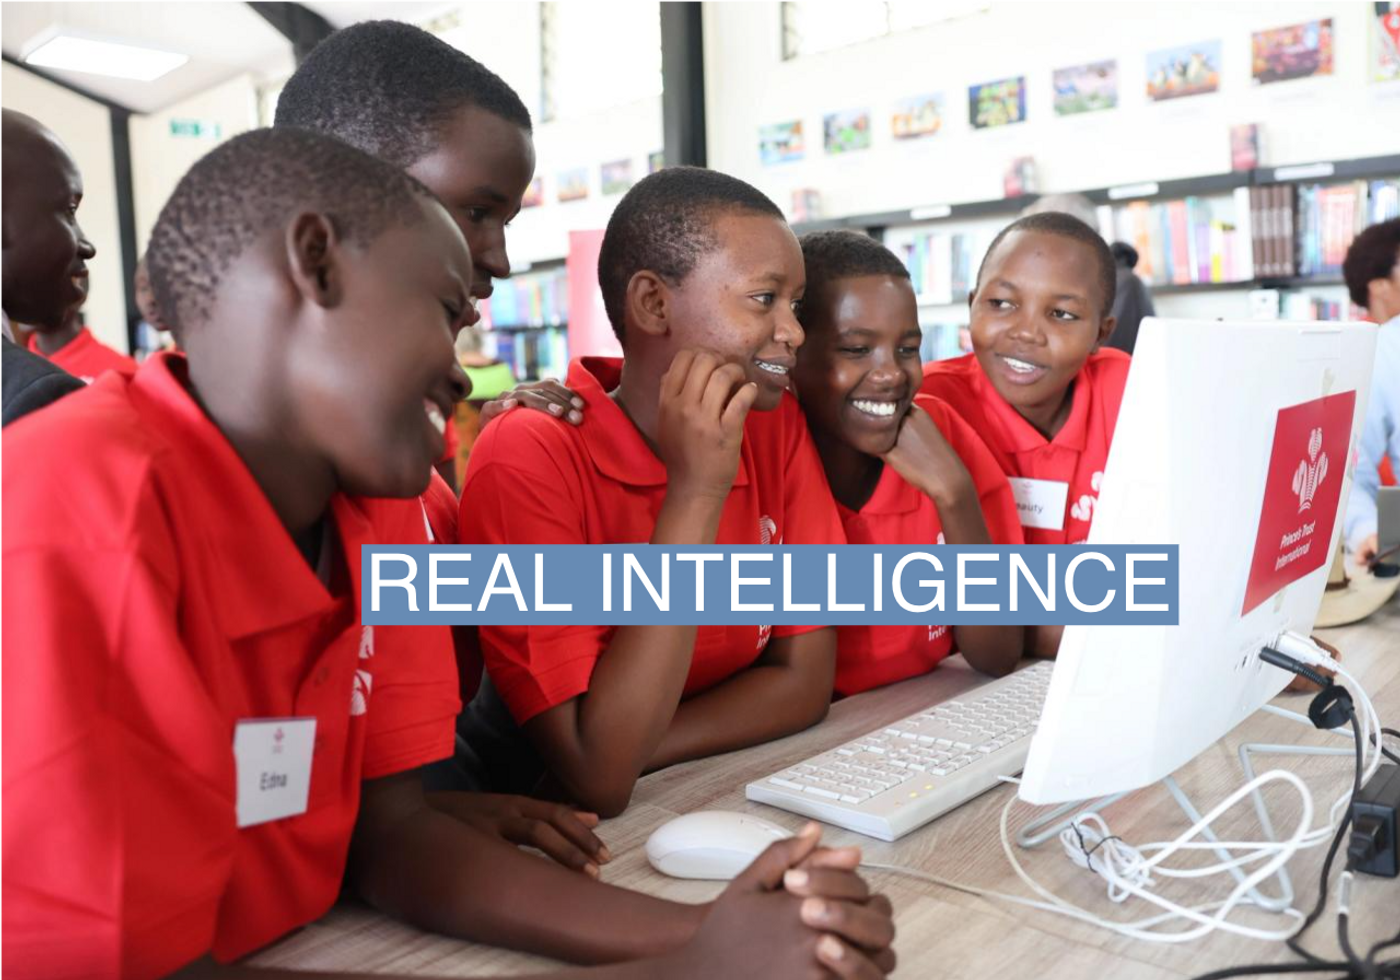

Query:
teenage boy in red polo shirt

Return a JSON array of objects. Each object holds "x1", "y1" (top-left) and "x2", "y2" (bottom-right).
[
  {"x1": 919, "y1": 212, "x2": 1126, "y2": 655},
  {"x1": 458, "y1": 167, "x2": 844, "y2": 818},
  {"x1": 3, "y1": 129, "x2": 894, "y2": 980},
  {"x1": 791, "y1": 231, "x2": 1024, "y2": 695},
  {"x1": 271, "y1": 20, "x2": 596, "y2": 864}
]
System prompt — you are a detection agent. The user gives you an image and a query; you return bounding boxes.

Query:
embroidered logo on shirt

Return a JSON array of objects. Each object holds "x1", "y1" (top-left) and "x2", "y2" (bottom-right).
[
  {"x1": 756, "y1": 515, "x2": 781, "y2": 650},
  {"x1": 1291, "y1": 427, "x2": 1328, "y2": 513},
  {"x1": 929, "y1": 625, "x2": 948, "y2": 642},
  {"x1": 1069, "y1": 471, "x2": 1104, "y2": 523},
  {"x1": 350, "y1": 625, "x2": 374, "y2": 716}
]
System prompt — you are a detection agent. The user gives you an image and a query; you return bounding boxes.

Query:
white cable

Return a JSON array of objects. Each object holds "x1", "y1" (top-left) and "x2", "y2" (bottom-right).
[{"x1": 861, "y1": 645, "x2": 1380, "y2": 946}]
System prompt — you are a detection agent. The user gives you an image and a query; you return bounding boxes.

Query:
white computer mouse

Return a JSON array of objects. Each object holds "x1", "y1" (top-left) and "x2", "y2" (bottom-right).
[{"x1": 645, "y1": 810, "x2": 794, "y2": 880}]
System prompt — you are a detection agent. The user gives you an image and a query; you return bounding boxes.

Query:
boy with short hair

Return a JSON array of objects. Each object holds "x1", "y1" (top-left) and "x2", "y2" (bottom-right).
[
  {"x1": 792, "y1": 231, "x2": 1024, "y2": 693},
  {"x1": 1341, "y1": 218, "x2": 1400, "y2": 565},
  {"x1": 3, "y1": 128, "x2": 893, "y2": 980},
  {"x1": 459, "y1": 167, "x2": 844, "y2": 817}
]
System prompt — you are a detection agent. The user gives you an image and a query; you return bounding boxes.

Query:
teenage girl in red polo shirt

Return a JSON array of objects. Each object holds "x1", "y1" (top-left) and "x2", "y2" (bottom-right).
[{"x1": 459, "y1": 168, "x2": 845, "y2": 818}]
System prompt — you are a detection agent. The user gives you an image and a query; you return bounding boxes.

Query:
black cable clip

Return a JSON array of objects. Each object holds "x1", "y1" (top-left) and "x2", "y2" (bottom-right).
[{"x1": 1308, "y1": 684, "x2": 1354, "y2": 732}]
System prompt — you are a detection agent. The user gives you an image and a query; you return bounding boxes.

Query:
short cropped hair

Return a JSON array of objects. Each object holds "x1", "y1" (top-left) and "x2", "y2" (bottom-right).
[
  {"x1": 597, "y1": 166, "x2": 785, "y2": 342},
  {"x1": 1342, "y1": 218, "x2": 1400, "y2": 309},
  {"x1": 146, "y1": 128, "x2": 437, "y2": 335},
  {"x1": 273, "y1": 20, "x2": 531, "y2": 169},
  {"x1": 797, "y1": 230, "x2": 909, "y2": 327},
  {"x1": 976, "y1": 211, "x2": 1116, "y2": 315}
]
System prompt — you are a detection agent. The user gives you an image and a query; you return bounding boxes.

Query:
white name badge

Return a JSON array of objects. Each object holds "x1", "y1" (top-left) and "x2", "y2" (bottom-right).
[
  {"x1": 1008, "y1": 477, "x2": 1069, "y2": 532},
  {"x1": 233, "y1": 718, "x2": 316, "y2": 829}
]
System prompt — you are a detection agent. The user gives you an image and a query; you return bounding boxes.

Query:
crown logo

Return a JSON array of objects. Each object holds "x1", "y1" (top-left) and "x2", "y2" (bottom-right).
[{"x1": 1290, "y1": 427, "x2": 1328, "y2": 513}]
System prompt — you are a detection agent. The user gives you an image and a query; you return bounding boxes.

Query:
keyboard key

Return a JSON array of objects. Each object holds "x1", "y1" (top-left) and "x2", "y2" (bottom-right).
[
  {"x1": 769, "y1": 778, "x2": 805, "y2": 791},
  {"x1": 804, "y1": 785, "x2": 841, "y2": 799}
]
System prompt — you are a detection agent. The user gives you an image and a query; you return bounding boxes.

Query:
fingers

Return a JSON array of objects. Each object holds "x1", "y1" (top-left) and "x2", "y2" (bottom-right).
[
  {"x1": 783, "y1": 867, "x2": 869, "y2": 903},
  {"x1": 815, "y1": 934, "x2": 896, "y2": 979},
  {"x1": 512, "y1": 387, "x2": 583, "y2": 424},
  {"x1": 477, "y1": 398, "x2": 517, "y2": 425},
  {"x1": 680, "y1": 350, "x2": 723, "y2": 406},
  {"x1": 525, "y1": 799, "x2": 611, "y2": 863},
  {"x1": 661, "y1": 348, "x2": 697, "y2": 402},
  {"x1": 731, "y1": 821, "x2": 821, "y2": 891},
  {"x1": 505, "y1": 815, "x2": 601, "y2": 876},
  {"x1": 801, "y1": 895, "x2": 896, "y2": 955},
  {"x1": 700, "y1": 362, "x2": 749, "y2": 420},
  {"x1": 720, "y1": 381, "x2": 759, "y2": 435},
  {"x1": 796, "y1": 845, "x2": 863, "y2": 872}
]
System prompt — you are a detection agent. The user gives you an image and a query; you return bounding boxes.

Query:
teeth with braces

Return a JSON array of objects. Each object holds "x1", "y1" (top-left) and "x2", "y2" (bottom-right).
[
  {"x1": 755, "y1": 360, "x2": 789, "y2": 375},
  {"x1": 852, "y1": 400, "x2": 897, "y2": 417}
]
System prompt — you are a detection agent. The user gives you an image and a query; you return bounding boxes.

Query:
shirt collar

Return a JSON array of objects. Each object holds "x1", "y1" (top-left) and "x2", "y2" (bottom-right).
[
  {"x1": 973, "y1": 355, "x2": 1092, "y2": 454},
  {"x1": 842, "y1": 460, "x2": 923, "y2": 517},
  {"x1": 567, "y1": 356, "x2": 750, "y2": 488},
  {"x1": 130, "y1": 351, "x2": 375, "y2": 639}
]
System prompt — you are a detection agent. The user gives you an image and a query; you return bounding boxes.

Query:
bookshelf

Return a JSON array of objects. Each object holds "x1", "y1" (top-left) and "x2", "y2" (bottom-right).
[
  {"x1": 479, "y1": 261, "x2": 570, "y2": 382},
  {"x1": 793, "y1": 153, "x2": 1400, "y2": 354}
]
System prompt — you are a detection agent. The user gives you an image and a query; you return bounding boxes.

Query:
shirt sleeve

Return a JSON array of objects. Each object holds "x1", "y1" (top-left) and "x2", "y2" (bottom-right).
[
  {"x1": 458, "y1": 421, "x2": 611, "y2": 724},
  {"x1": 774, "y1": 402, "x2": 846, "y2": 638},
  {"x1": 2, "y1": 545, "x2": 234, "y2": 980}
]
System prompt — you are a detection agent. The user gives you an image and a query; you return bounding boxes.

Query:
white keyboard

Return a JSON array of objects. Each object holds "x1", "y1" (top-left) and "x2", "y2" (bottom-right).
[{"x1": 746, "y1": 661, "x2": 1053, "y2": 841}]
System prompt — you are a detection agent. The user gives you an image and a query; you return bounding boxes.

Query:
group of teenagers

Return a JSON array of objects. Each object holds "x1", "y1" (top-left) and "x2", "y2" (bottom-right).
[{"x1": 3, "y1": 17, "x2": 1366, "y2": 980}]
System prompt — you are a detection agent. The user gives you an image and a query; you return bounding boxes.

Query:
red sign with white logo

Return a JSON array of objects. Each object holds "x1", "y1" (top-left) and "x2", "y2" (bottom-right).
[{"x1": 1241, "y1": 391, "x2": 1355, "y2": 615}]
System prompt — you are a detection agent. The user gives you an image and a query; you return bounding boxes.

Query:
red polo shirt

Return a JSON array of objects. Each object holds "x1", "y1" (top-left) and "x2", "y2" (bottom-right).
[
  {"x1": 28, "y1": 326, "x2": 137, "y2": 382},
  {"x1": 2, "y1": 352, "x2": 459, "y2": 979},
  {"x1": 458, "y1": 356, "x2": 845, "y2": 724},
  {"x1": 920, "y1": 350, "x2": 1130, "y2": 545},
  {"x1": 834, "y1": 395, "x2": 1023, "y2": 696}
]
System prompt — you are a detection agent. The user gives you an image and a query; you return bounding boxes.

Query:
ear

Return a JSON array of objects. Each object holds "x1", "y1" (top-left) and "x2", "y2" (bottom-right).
[
  {"x1": 284, "y1": 212, "x2": 343, "y2": 310},
  {"x1": 1091, "y1": 314, "x2": 1117, "y2": 351},
  {"x1": 625, "y1": 270, "x2": 670, "y2": 339}
]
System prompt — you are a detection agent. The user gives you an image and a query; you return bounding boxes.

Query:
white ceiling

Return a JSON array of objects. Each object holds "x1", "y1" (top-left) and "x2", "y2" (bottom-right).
[{"x1": 1, "y1": 1, "x2": 460, "y2": 114}]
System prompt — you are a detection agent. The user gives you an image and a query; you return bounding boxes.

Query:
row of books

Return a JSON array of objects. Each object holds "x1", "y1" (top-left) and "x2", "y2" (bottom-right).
[
  {"x1": 489, "y1": 325, "x2": 569, "y2": 382},
  {"x1": 484, "y1": 268, "x2": 569, "y2": 329},
  {"x1": 898, "y1": 229, "x2": 997, "y2": 305},
  {"x1": 1103, "y1": 192, "x2": 1253, "y2": 287},
  {"x1": 1295, "y1": 179, "x2": 1400, "y2": 279}
]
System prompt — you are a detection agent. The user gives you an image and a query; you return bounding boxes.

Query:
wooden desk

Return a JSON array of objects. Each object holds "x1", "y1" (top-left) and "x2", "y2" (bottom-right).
[{"x1": 254, "y1": 605, "x2": 1399, "y2": 978}]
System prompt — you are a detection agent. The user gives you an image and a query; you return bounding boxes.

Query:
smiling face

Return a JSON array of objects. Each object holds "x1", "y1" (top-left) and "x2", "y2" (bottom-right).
[
  {"x1": 969, "y1": 229, "x2": 1114, "y2": 433},
  {"x1": 660, "y1": 212, "x2": 807, "y2": 411},
  {"x1": 794, "y1": 274, "x2": 922, "y2": 456},
  {"x1": 406, "y1": 105, "x2": 536, "y2": 313},
  {"x1": 289, "y1": 197, "x2": 476, "y2": 498},
  {"x1": 1, "y1": 117, "x2": 96, "y2": 330}
]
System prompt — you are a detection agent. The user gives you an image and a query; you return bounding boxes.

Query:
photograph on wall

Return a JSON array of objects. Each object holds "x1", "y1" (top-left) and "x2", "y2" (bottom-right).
[
  {"x1": 1252, "y1": 19, "x2": 1334, "y2": 84},
  {"x1": 1053, "y1": 60, "x2": 1119, "y2": 115},
  {"x1": 1146, "y1": 40, "x2": 1222, "y2": 100},
  {"x1": 823, "y1": 109, "x2": 873, "y2": 154},
  {"x1": 600, "y1": 158, "x2": 634, "y2": 195},
  {"x1": 968, "y1": 76, "x2": 1026, "y2": 129},
  {"x1": 758, "y1": 120, "x2": 806, "y2": 165},
  {"x1": 891, "y1": 94, "x2": 944, "y2": 140},
  {"x1": 557, "y1": 167, "x2": 590, "y2": 203},
  {"x1": 520, "y1": 176, "x2": 544, "y2": 209},
  {"x1": 1370, "y1": 2, "x2": 1400, "y2": 82},
  {"x1": 647, "y1": 150, "x2": 666, "y2": 173}
]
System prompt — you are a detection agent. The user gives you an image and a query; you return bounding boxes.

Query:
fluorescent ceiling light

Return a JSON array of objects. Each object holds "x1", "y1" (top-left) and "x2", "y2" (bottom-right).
[{"x1": 24, "y1": 34, "x2": 188, "y2": 82}]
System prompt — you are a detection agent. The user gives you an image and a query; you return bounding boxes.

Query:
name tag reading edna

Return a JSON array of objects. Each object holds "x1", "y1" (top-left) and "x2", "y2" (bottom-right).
[
  {"x1": 233, "y1": 718, "x2": 316, "y2": 828},
  {"x1": 1008, "y1": 477, "x2": 1069, "y2": 531}
]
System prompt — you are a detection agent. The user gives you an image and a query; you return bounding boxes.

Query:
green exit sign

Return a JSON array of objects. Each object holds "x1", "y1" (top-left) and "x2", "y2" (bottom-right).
[{"x1": 169, "y1": 119, "x2": 222, "y2": 139}]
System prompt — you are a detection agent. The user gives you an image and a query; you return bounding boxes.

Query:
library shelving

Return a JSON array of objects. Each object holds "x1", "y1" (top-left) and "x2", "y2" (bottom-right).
[
  {"x1": 792, "y1": 153, "x2": 1400, "y2": 359},
  {"x1": 479, "y1": 260, "x2": 570, "y2": 382}
]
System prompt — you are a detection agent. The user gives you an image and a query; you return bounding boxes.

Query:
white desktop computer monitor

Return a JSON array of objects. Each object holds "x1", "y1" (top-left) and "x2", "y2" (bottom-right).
[{"x1": 1019, "y1": 318, "x2": 1377, "y2": 806}]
